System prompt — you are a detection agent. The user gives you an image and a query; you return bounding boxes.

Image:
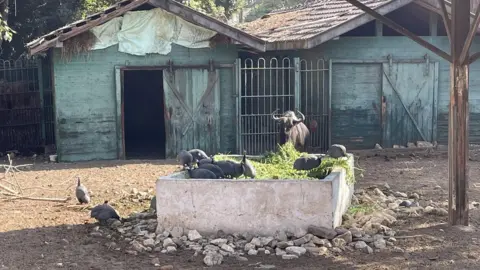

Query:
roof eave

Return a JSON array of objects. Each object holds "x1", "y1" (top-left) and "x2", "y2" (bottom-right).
[
  {"x1": 27, "y1": 0, "x2": 266, "y2": 56},
  {"x1": 263, "y1": 0, "x2": 415, "y2": 51}
]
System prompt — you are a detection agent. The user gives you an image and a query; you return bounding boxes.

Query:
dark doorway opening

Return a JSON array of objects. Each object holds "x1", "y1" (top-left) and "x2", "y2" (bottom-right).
[{"x1": 123, "y1": 69, "x2": 166, "y2": 159}]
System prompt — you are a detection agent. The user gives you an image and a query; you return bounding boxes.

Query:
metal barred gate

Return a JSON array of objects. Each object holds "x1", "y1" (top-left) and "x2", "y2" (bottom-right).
[{"x1": 236, "y1": 57, "x2": 331, "y2": 155}]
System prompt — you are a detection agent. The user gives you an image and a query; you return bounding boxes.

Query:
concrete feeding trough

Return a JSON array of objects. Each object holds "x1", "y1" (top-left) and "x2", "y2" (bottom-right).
[{"x1": 155, "y1": 154, "x2": 355, "y2": 236}]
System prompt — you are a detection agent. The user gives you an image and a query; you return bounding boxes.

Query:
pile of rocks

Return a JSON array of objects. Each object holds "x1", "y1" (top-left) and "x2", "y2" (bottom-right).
[{"x1": 90, "y1": 184, "x2": 448, "y2": 267}]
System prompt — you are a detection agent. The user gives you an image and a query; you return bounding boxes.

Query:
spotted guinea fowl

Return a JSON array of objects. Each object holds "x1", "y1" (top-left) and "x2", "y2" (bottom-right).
[
  {"x1": 75, "y1": 177, "x2": 90, "y2": 204},
  {"x1": 90, "y1": 201, "x2": 120, "y2": 225},
  {"x1": 188, "y1": 149, "x2": 209, "y2": 162},
  {"x1": 177, "y1": 150, "x2": 194, "y2": 168}
]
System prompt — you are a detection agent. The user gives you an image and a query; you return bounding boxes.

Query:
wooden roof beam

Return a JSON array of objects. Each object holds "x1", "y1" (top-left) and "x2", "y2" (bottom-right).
[
  {"x1": 461, "y1": 4, "x2": 480, "y2": 65},
  {"x1": 343, "y1": 0, "x2": 452, "y2": 63},
  {"x1": 436, "y1": 0, "x2": 452, "y2": 42}
]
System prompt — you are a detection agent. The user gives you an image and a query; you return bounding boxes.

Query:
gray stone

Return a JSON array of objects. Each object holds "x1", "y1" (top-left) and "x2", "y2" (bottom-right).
[
  {"x1": 248, "y1": 249, "x2": 258, "y2": 255},
  {"x1": 143, "y1": 238, "x2": 155, "y2": 248},
  {"x1": 210, "y1": 238, "x2": 228, "y2": 246},
  {"x1": 170, "y1": 226, "x2": 184, "y2": 238},
  {"x1": 416, "y1": 141, "x2": 433, "y2": 148},
  {"x1": 152, "y1": 258, "x2": 162, "y2": 267},
  {"x1": 221, "y1": 244, "x2": 234, "y2": 253},
  {"x1": 303, "y1": 242, "x2": 316, "y2": 248},
  {"x1": 334, "y1": 227, "x2": 349, "y2": 235},
  {"x1": 293, "y1": 227, "x2": 308, "y2": 238},
  {"x1": 250, "y1": 237, "x2": 262, "y2": 247},
  {"x1": 218, "y1": 250, "x2": 229, "y2": 256},
  {"x1": 216, "y1": 230, "x2": 226, "y2": 238},
  {"x1": 307, "y1": 225, "x2": 337, "y2": 239},
  {"x1": 349, "y1": 228, "x2": 363, "y2": 239},
  {"x1": 285, "y1": 246, "x2": 307, "y2": 256},
  {"x1": 236, "y1": 256, "x2": 248, "y2": 262},
  {"x1": 293, "y1": 234, "x2": 313, "y2": 246},
  {"x1": 163, "y1": 238, "x2": 176, "y2": 248},
  {"x1": 282, "y1": 254, "x2": 299, "y2": 260},
  {"x1": 373, "y1": 188, "x2": 387, "y2": 198},
  {"x1": 373, "y1": 236, "x2": 387, "y2": 249},
  {"x1": 166, "y1": 246, "x2": 176, "y2": 253},
  {"x1": 276, "y1": 241, "x2": 293, "y2": 249},
  {"x1": 275, "y1": 248, "x2": 286, "y2": 256},
  {"x1": 244, "y1": 243, "x2": 255, "y2": 251},
  {"x1": 365, "y1": 246, "x2": 374, "y2": 254},
  {"x1": 264, "y1": 250, "x2": 271, "y2": 255},
  {"x1": 410, "y1": 193, "x2": 420, "y2": 200},
  {"x1": 188, "y1": 230, "x2": 202, "y2": 241},
  {"x1": 394, "y1": 191, "x2": 408, "y2": 198},
  {"x1": 331, "y1": 247, "x2": 343, "y2": 253},
  {"x1": 260, "y1": 237, "x2": 274, "y2": 246},
  {"x1": 354, "y1": 241, "x2": 367, "y2": 249},
  {"x1": 159, "y1": 265, "x2": 174, "y2": 270},
  {"x1": 274, "y1": 230, "x2": 288, "y2": 242},
  {"x1": 328, "y1": 144, "x2": 347, "y2": 158},
  {"x1": 336, "y1": 231, "x2": 352, "y2": 243},
  {"x1": 131, "y1": 241, "x2": 146, "y2": 253},
  {"x1": 388, "y1": 203, "x2": 399, "y2": 210},
  {"x1": 393, "y1": 247, "x2": 405, "y2": 253},
  {"x1": 305, "y1": 247, "x2": 323, "y2": 256},
  {"x1": 332, "y1": 238, "x2": 346, "y2": 248},
  {"x1": 203, "y1": 253, "x2": 223, "y2": 266},
  {"x1": 311, "y1": 236, "x2": 330, "y2": 246},
  {"x1": 242, "y1": 232, "x2": 254, "y2": 242}
]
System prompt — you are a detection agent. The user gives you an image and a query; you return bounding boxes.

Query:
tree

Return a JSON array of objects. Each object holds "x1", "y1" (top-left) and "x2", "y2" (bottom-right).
[
  {"x1": 185, "y1": 0, "x2": 245, "y2": 21},
  {"x1": 244, "y1": 0, "x2": 304, "y2": 22}
]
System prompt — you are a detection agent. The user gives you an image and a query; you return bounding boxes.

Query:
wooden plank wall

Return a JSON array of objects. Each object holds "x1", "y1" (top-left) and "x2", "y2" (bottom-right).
[{"x1": 52, "y1": 44, "x2": 238, "y2": 162}]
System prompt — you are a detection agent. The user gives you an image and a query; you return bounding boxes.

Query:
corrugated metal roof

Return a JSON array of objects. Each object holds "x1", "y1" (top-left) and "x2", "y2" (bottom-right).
[{"x1": 237, "y1": 0, "x2": 395, "y2": 42}]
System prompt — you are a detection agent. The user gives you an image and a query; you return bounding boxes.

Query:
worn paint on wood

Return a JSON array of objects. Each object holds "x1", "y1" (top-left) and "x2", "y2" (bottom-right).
[
  {"x1": 163, "y1": 69, "x2": 221, "y2": 157},
  {"x1": 331, "y1": 63, "x2": 382, "y2": 149},
  {"x1": 381, "y1": 62, "x2": 439, "y2": 147},
  {"x1": 53, "y1": 44, "x2": 237, "y2": 162}
]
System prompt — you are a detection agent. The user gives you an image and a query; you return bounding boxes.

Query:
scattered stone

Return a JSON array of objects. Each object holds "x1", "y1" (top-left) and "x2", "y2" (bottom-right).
[
  {"x1": 336, "y1": 231, "x2": 352, "y2": 243},
  {"x1": 293, "y1": 234, "x2": 313, "y2": 246},
  {"x1": 151, "y1": 258, "x2": 160, "y2": 266},
  {"x1": 221, "y1": 244, "x2": 234, "y2": 253},
  {"x1": 257, "y1": 264, "x2": 276, "y2": 269},
  {"x1": 131, "y1": 241, "x2": 146, "y2": 253},
  {"x1": 307, "y1": 225, "x2": 337, "y2": 239},
  {"x1": 409, "y1": 193, "x2": 420, "y2": 200},
  {"x1": 236, "y1": 256, "x2": 248, "y2": 262},
  {"x1": 374, "y1": 143, "x2": 382, "y2": 150},
  {"x1": 211, "y1": 238, "x2": 228, "y2": 246},
  {"x1": 434, "y1": 185, "x2": 442, "y2": 190},
  {"x1": 388, "y1": 203, "x2": 399, "y2": 210},
  {"x1": 305, "y1": 247, "x2": 323, "y2": 256},
  {"x1": 276, "y1": 241, "x2": 293, "y2": 249},
  {"x1": 264, "y1": 250, "x2": 271, "y2": 255},
  {"x1": 328, "y1": 144, "x2": 347, "y2": 158},
  {"x1": 332, "y1": 238, "x2": 346, "y2": 248},
  {"x1": 163, "y1": 238, "x2": 176, "y2": 248},
  {"x1": 166, "y1": 246, "x2": 177, "y2": 253},
  {"x1": 275, "y1": 248, "x2": 286, "y2": 256},
  {"x1": 159, "y1": 265, "x2": 174, "y2": 270},
  {"x1": 244, "y1": 243, "x2": 256, "y2": 251},
  {"x1": 170, "y1": 226, "x2": 184, "y2": 238},
  {"x1": 394, "y1": 191, "x2": 408, "y2": 198},
  {"x1": 260, "y1": 237, "x2": 274, "y2": 246},
  {"x1": 416, "y1": 141, "x2": 433, "y2": 148},
  {"x1": 407, "y1": 142, "x2": 416, "y2": 148},
  {"x1": 250, "y1": 237, "x2": 262, "y2": 247},
  {"x1": 203, "y1": 253, "x2": 223, "y2": 266},
  {"x1": 285, "y1": 246, "x2": 306, "y2": 256},
  {"x1": 373, "y1": 235, "x2": 387, "y2": 249},
  {"x1": 354, "y1": 241, "x2": 367, "y2": 250},
  {"x1": 248, "y1": 249, "x2": 258, "y2": 256},
  {"x1": 434, "y1": 208, "x2": 448, "y2": 216},
  {"x1": 142, "y1": 238, "x2": 154, "y2": 248},
  {"x1": 274, "y1": 230, "x2": 288, "y2": 242},
  {"x1": 282, "y1": 254, "x2": 299, "y2": 260},
  {"x1": 365, "y1": 246, "x2": 374, "y2": 254},
  {"x1": 125, "y1": 250, "x2": 138, "y2": 256},
  {"x1": 349, "y1": 228, "x2": 363, "y2": 238},
  {"x1": 188, "y1": 230, "x2": 202, "y2": 241},
  {"x1": 331, "y1": 247, "x2": 343, "y2": 253},
  {"x1": 393, "y1": 247, "x2": 405, "y2": 253}
]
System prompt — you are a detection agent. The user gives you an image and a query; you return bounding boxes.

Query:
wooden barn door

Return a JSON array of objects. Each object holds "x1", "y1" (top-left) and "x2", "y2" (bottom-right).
[
  {"x1": 381, "y1": 62, "x2": 439, "y2": 147},
  {"x1": 163, "y1": 68, "x2": 221, "y2": 158}
]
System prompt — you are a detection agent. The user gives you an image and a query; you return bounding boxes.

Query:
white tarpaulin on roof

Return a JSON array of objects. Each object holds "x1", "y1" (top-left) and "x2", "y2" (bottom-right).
[{"x1": 89, "y1": 8, "x2": 217, "y2": 55}]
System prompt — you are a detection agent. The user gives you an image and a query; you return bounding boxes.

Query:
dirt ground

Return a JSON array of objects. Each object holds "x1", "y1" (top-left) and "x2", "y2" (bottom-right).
[{"x1": 1, "y1": 150, "x2": 480, "y2": 270}]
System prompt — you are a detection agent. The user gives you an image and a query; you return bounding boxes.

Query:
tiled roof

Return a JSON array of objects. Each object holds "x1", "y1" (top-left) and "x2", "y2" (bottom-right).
[{"x1": 237, "y1": 0, "x2": 395, "y2": 42}]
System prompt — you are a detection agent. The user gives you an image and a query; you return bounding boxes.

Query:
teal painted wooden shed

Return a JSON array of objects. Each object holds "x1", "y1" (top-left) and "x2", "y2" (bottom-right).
[
  {"x1": 26, "y1": 0, "x2": 266, "y2": 162},
  {"x1": 26, "y1": 0, "x2": 480, "y2": 161}
]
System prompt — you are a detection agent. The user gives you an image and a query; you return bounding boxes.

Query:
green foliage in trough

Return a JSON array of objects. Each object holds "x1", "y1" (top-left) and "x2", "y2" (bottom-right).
[{"x1": 214, "y1": 142, "x2": 355, "y2": 183}]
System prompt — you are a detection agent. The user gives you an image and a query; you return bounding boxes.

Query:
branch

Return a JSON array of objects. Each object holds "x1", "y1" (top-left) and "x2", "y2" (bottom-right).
[{"x1": 2, "y1": 194, "x2": 69, "y2": 203}]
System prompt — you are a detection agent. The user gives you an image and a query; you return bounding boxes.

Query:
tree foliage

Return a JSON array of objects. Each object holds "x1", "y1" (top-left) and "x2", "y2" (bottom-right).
[
  {"x1": 185, "y1": 0, "x2": 245, "y2": 21},
  {"x1": 244, "y1": 0, "x2": 304, "y2": 22}
]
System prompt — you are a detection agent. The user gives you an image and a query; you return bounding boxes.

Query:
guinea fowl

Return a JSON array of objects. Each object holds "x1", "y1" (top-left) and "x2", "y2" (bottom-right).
[
  {"x1": 185, "y1": 165, "x2": 217, "y2": 179},
  {"x1": 177, "y1": 150, "x2": 194, "y2": 168},
  {"x1": 75, "y1": 177, "x2": 90, "y2": 204},
  {"x1": 188, "y1": 149, "x2": 209, "y2": 162},
  {"x1": 198, "y1": 163, "x2": 225, "y2": 179},
  {"x1": 90, "y1": 201, "x2": 120, "y2": 225}
]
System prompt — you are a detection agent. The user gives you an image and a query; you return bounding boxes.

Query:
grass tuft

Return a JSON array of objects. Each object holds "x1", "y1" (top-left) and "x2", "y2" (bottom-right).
[{"x1": 214, "y1": 142, "x2": 355, "y2": 183}]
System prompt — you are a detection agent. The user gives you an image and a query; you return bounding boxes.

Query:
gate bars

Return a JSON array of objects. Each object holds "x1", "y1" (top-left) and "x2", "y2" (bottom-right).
[{"x1": 236, "y1": 57, "x2": 331, "y2": 155}]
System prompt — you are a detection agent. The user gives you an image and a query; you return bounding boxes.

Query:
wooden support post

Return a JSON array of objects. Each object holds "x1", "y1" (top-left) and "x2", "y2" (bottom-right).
[
  {"x1": 437, "y1": 0, "x2": 452, "y2": 42},
  {"x1": 449, "y1": 0, "x2": 470, "y2": 226}
]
